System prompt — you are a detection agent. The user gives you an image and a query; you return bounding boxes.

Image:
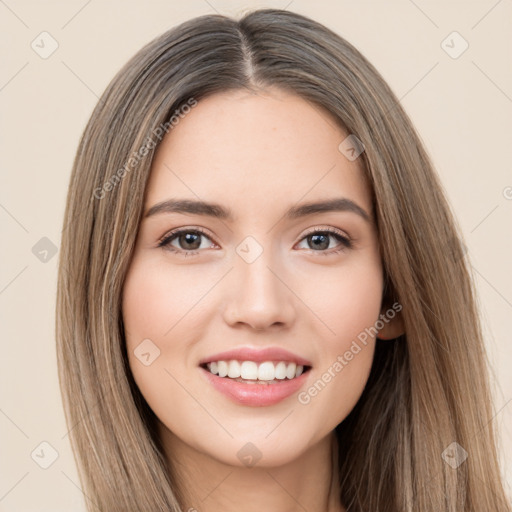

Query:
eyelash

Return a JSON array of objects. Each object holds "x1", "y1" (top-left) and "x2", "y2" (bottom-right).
[{"x1": 157, "y1": 227, "x2": 353, "y2": 257}]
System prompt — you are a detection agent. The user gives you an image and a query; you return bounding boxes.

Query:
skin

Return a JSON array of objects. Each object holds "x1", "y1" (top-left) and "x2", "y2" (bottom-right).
[{"x1": 122, "y1": 87, "x2": 403, "y2": 512}]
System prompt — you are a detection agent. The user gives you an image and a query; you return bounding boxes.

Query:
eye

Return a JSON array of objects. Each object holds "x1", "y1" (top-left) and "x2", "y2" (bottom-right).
[
  {"x1": 158, "y1": 227, "x2": 216, "y2": 256},
  {"x1": 158, "y1": 226, "x2": 352, "y2": 257},
  {"x1": 295, "y1": 228, "x2": 352, "y2": 255}
]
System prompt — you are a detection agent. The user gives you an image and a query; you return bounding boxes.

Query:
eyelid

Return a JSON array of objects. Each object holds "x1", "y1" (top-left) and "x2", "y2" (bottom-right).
[
  {"x1": 300, "y1": 225, "x2": 350, "y2": 240},
  {"x1": 157, "y1": 226, "x2": 217, "y2": 247}
]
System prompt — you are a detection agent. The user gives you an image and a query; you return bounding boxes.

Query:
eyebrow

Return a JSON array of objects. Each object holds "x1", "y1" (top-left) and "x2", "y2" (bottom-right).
[{"x1": 144, "y1": 197, "x2": 371, "y2": 223}]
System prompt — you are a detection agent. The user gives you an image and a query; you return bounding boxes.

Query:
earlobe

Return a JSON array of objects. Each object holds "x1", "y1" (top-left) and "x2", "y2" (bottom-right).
[{"x1": 376, "y1": 305, "x2": 405, "y2": 340}]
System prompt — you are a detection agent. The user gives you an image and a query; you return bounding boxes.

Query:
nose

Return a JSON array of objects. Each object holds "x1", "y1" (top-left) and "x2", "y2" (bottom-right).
[{"x1": 222, "y1": 248, "x2": 296, "y2": 331}]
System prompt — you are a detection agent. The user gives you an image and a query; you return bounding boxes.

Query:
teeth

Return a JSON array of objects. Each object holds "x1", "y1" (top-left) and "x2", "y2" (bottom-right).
[
  {"x1": 275, "y1": 361, "x2": 287, "y2": 379},
  {"x1": 227, "y1": 360, "x2": 241, "y2": 378},
  {"x1": 205, "y1": 360, "x2": 306, "y2": 381},
  {"x1": 217, "y1": 361, "x2": 228, "y2": 377},
  {"x1": 257, "y1": 361, "x2": 275, "y2": 381},
  {"x1": 241, "y1": 361, "x2": 258, "y2": 380}
]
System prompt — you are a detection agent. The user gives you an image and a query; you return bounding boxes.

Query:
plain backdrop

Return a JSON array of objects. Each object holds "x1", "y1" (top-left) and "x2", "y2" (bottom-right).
[{"x1": 1, "y1": 1, "x2": 511, "y2": 510}]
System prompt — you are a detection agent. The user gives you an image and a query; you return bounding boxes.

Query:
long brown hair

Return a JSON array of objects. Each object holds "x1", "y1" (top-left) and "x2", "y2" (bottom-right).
[{"x1": 56, "y1": 8, "x2": 511, "y2": 511}]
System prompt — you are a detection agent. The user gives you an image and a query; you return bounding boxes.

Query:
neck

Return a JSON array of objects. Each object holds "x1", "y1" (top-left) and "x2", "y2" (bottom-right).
[{"x1": 158, "y1": 425, "x2": 345, "y2": 512}]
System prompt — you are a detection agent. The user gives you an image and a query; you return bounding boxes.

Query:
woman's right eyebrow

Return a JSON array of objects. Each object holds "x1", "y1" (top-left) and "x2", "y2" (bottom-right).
[
  {"x1": 144, "y1": 198, "x2": 232, "y2": 220},
  {"x1": 144, "y1": 197, "x2": 371, "y2": 223}
]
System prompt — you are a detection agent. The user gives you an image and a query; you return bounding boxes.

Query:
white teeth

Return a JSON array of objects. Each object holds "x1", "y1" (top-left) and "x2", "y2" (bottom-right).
[
  {"x1": 257, "y1": 362, "x2": 275, "y2": 381},
  {"x1": 274, "y1": 361, "x2": 287, "y2": 379},
  {"x1": 240, "y1": 361, "x2": 258, "y2": 380},
  {"x1": 227, "y1": 360, "x2": 241, "y2": 379},
  {"x1": 205, "y1": 360, "x2": 308, "y2": 381},
  {"x1": 217, "y1": 361, "x2": 228, "y2": 377},
  {"x1": 286, "y1": 362, "x2": 297, "y2": 379}
]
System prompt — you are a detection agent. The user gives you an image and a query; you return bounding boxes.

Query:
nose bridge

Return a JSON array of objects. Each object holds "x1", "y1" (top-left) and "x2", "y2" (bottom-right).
[{"x1": 223, "y1": 235, "x2": 295, "y2": 329}]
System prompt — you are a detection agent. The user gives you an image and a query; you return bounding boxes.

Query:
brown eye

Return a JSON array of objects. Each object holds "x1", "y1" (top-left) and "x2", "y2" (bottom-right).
[
  {"x1": 296, "y1": 229, "x2": 352, "y2": 255},
  {"x1": 158, "y1": 228, "x2": 214, "y2": 256}
]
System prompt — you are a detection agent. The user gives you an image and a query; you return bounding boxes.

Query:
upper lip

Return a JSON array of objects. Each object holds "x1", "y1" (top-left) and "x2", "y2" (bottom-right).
[{"x1": 199, "y1": 347, "x2": 312, "y2": 367}]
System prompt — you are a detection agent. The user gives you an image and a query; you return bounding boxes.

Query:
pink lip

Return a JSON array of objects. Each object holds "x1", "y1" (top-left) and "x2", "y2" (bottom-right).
[
  {"x1": 200, "y1": 366, "x2": 310, "y2": 407},
  {"x1": 198, "y1": 346, "x2": 312, "y2": 367}
]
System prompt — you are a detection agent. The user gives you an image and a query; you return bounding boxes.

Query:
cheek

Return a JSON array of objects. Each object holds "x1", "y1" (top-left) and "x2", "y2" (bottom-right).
[
  {"x1": 122, "y1": 253, "x2": 226, "y2": 355},
  {"x1": 121, "y1": 257, "x2": 198, "y2": 395},
  {"x1": 295, "y1": 248, "x2": 383, "y2": 347},
  {"x1": 328, "y1": 265, "x2": 383, "y2": 345},
  {"x1": 294, "y1": 254, "x2": 383, "y2": 425}
]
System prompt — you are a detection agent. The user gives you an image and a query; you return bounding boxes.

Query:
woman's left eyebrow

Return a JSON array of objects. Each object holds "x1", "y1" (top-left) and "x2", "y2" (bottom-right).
[{"x1": 144, "y1": 197, "x2": 371, "y2": 223}]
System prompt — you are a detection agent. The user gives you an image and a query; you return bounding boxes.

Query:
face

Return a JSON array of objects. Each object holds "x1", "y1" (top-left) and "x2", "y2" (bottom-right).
[{"x1": 122, "y1": 87, "x2": 394, "y2": 468}]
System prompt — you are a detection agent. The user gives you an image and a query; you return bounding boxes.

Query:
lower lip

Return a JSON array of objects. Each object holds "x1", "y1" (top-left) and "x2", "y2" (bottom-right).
[{"x1": 200, "y1": 367, "x2": 310, "y2": 407}]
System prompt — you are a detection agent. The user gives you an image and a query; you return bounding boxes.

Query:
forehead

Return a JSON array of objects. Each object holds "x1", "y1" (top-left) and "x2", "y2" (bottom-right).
[{"x1": 145, "y1": 88, "x2": 371, "y2": 219}]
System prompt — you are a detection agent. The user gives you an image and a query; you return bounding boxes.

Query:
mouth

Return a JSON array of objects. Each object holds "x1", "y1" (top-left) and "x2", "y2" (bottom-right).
[
  {"x1": 198, "y1": 347, "x2": 313, "y2": 406},
  {"x1": 200, "y1": 360, "x2": 312, "y2": 385}
]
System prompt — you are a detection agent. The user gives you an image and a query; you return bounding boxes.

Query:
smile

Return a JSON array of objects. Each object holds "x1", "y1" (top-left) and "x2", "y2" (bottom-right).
[
  {"x1": 199, "y1": 361, "x2": 312, "y2": 407},
  {"x1": 203, "y1": 360, "x2": 310, "y2": 382}
]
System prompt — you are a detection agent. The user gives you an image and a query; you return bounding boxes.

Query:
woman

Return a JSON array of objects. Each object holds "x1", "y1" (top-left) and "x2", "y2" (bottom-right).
[{"x1": 56, "y1": 8, "x2": 511, "y2": 511}]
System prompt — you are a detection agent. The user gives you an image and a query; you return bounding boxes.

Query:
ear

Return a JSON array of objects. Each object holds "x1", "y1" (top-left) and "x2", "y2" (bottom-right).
[{"x1": 376, "y1": 302, "x2": 405, "y2": 340}]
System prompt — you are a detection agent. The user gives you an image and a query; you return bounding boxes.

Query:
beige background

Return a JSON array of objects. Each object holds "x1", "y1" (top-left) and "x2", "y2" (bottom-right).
[{"x1": 1, "y1": 0, "x2": 511, "y2": 509}]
